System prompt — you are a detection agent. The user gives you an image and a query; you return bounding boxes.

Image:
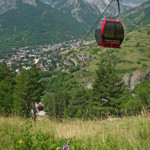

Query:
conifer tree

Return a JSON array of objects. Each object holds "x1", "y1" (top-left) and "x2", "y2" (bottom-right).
[
  {"x1": 69, "y1": 88, "x2": 91, "y2": 118},
  {"x1": 93, "y1": 61, "x2": 125, "y2": 116},
  {"x1": 43, "y1": 91, "x2": 71, "y2": 119},
  {"x1": 0, "y1": 63, "x2": 14, "y2": 115},
  {"x1": 14, "y1": 65, "x2": 43, "y2": 119}
]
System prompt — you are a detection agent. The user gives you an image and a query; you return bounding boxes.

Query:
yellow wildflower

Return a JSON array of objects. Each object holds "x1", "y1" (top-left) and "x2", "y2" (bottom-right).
[{"x1": 18, "y1": 140, "x2": 23, "y2": 144}]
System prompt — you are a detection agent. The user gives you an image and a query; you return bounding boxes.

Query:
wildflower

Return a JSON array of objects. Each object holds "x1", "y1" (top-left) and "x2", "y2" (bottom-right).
[
  {"x1": 84, "y1": 147, "x2": 88, "y2": 150},
  {"x1": 18, "y1": 140, "x2": 23, "y2": 144},
  {"x1": 63, "y1": 144, "x2": 68, "y2": 150}
]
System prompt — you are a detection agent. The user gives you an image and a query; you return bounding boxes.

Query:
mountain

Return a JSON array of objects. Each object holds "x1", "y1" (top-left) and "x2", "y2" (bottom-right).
[
  {"x1": 41, "y1": 0, "x2": 131, "y2": 27},
  {"x1": 0, "y1": 0, "x2": 86, "y2": 49},
  {"x1": 0, "y1": 0, "x2": 149, "y2": 49},
  {"x1": 122, "y1": 0, "x2": 148, "y2": 7},
  {"x1": 0, "y1": 0, "x2": 38, "y2": 15},
  {"x1": 121, "y1": 0, "x2": 150, "y2": 31},
  {"x1": 0, "y1": 0, "x2": 16, "y2": 15}
]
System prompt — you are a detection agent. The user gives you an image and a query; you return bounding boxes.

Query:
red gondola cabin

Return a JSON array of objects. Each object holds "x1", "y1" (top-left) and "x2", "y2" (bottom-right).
[
  {"x1": 37, "y1": 104, "x2": 44, "y2": 111},
  {"x1": 95, "y1": 20, "x2": 124, "y2": 48}
]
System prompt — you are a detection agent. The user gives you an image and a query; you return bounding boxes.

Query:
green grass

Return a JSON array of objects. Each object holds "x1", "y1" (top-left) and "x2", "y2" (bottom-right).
[{"x1": 1, "y1": 114, "x2": 150, "y2": 149}]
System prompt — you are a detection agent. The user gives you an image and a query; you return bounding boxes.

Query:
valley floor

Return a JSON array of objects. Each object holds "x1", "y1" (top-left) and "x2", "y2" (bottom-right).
[{"x1": 1, "y1": 113, "x2": 150, "y2": 149}]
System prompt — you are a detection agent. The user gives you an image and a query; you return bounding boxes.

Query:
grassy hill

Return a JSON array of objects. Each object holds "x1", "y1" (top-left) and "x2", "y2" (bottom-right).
[
  {"x1": 121, "y1": 1, "x2": 150, "y2": 31},
  {"x1": 60, "y1": 24, "x2": 150, "y2": 86},
  {"x1": 39, "y1": 23, "x2": 150, "y2": 94},
  {"x1": 0, "y1": 0, "x2": 86, "y2": 49},
  {"x1": 1, "y1": 115, "x2": 150, "y2": 149}
]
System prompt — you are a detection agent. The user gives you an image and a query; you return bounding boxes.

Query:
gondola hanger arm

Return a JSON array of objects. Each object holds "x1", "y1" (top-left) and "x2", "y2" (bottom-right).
[{"x1": 108, "y1": 0, "x2": 120, "y2": 19}]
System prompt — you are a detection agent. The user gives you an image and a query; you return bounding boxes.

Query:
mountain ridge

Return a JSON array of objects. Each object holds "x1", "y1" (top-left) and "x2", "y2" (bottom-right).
[
  {"x1": 0, "y1": 0, "x2": 39, "y2": 15},
  {"x1": 44, "y1": 0, "x2": 131, "y2": 26}
]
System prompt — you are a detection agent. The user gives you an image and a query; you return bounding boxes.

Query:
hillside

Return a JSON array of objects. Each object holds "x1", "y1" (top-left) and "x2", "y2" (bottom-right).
[
  {"x1": 54, "y1": 24, "x2": 149, "y2": 89},
  {"x1": 0, "y1": 0, "x2": 150, "y2": 89},
  {"x1": 0, "y1": 0, "x2": 86, "y2": 49},
  {"x1": 121, "y1": 0, "x2": 150, "y2": 31},
  {"x1": 1, "y1": 115, "x2": 150, "y2": 149}
]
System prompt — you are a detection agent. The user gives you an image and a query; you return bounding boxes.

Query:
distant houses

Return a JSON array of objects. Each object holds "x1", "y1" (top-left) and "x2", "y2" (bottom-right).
[{"x1": 0, "y1": 39, "x2": 94, "y2": 73}]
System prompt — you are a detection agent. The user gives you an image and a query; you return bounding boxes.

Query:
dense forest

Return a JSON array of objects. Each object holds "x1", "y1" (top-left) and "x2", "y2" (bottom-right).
[{"x1": 0, "y1": 57, "x2": 150, "y2": 119}]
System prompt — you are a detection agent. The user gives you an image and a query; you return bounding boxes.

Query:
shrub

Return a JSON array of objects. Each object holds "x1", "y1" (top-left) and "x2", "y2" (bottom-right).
[
  {"x1": 122, "y1": 98, "x2": 142, "y2": 115},
  {"x1": 142, "y1": 63, "x2": 147, "y2": 68},
  {"x1": 125, "y1": 36, "x2": 130, "y2": 41},
  {"x1": 137, "y1": 61, "x2": 141, "y2": 64},
  {"x1": 147, "y1": 31, "x2": 150, "y2": 35}
]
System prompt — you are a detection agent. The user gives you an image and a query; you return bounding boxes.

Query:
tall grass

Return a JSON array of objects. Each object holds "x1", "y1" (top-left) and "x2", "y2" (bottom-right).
[{"x1": 0, "y1": 114, "x2": 150, "y2": 149}]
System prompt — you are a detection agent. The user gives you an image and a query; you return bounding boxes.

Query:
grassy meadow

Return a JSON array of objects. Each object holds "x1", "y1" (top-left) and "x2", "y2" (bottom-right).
[{"x1": 1, "y1": 112, "x2": 150, "y2": 150}]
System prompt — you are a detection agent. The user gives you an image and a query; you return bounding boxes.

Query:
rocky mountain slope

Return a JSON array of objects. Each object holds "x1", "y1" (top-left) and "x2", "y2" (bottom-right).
[
  {"x1": 0, "y1": 0, "x2": 16, "y2": 15},
  {"x1": 122, "y1": 0, "x2": 148, "y2": 7},
  {"x1": 0, "y1": 0, "x2": 37, "y2": 15},
  {"x1": 42, "y1": 0, "x2": 131, "y2": 26},
  {"x1": 121, "y1": 1, "x2": 150, "y2": 31}
]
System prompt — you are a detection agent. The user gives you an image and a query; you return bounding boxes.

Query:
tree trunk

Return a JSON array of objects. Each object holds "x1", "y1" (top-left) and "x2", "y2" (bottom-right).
[{"x1": 33, "y1": 103, "x2": 37, "y2": 121}]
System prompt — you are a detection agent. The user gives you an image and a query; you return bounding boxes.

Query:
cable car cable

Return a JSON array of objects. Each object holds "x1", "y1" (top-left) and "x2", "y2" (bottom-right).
[{"x1": 80, "y1": 0, "x2": 114, "y2": 46}]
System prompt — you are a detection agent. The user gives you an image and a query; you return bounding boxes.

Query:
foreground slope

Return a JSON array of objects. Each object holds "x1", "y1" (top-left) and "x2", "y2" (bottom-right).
[{"x1": 1, "y1": 115, "x2": 150, "y2": 149}]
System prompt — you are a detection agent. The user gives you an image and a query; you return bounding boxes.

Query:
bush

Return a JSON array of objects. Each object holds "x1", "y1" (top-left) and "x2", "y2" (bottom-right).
[
  {"x1": 137, "y1": 61, "x2": 141, "y2": 64},
  {"x1": 142, "y1": 63, "x2": 147, "y2": 68},
  {"x1": 147, "y1": 31, "x2": 150, "y2": 35},
  {"x1": 136, "y1": 42, "x2": 141, "y2": 47},
  {"x1": 125, "y1": 36, "x2": 130, "y2": 41},
  {"x1": 122, "y1": 98, "x2": 142, "y2": 115}
]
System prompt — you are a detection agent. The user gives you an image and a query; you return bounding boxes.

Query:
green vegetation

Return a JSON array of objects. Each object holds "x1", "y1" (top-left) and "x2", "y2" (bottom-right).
[
  {"x1": 14, "y1": 64, "x2": 44, "y2": 119},
  {"x1": 42, "y1": 59, "x2": 150, "y2": 119},
  {"x1": 71, "y1": 24, "x2": 150, "y2": 76},
  {"x1": 93, "y1": 61, "x2": 125, "y2": 116},
  {"x1": 121, "y1": 1, "x2": 150, "y2": 31},
  {"x1": 2, "y1": 59, "x2": 150, "y2": 120},
  {"x1": 0, "y1": 63, "x2": 44, "y2": 119},
  {"x1": 0, "y1": 1, "x2": 150, "y2": 149},
  {"x1": 1, "y1": 115, "x2": 150, "y2": 149},
  {"x1": 0, "y1": 63, "x2": 15, "y2": 115},
  {"x1": 0, "y1": 0, "x2": 86, "y2": 49}
]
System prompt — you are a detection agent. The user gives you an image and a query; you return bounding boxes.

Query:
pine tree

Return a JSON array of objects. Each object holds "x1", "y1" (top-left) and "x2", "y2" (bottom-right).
[
  {"x1": 93, "y1": 61, "x2": 125, "y2": 116},
  {"x1": 43, "y1": 91, "x2": 71, "y2": 119},
  {"x1": 14, "y1": 65, "x2": 43, "y2": 119},
  {"x1": 69, "y1": 88, "x2": 91, "y2": 118},
  {"x1": 0, "y1": 63, "x2": 14, "y2": 83},
  {"x1": 0, "y1": 63, "x2": 14, "y2": 115}
]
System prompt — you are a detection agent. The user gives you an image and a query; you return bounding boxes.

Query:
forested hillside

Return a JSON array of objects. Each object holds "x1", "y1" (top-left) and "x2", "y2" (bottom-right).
[{"x1": 0, "y1": 0, "x2": 86, "y2": 49}]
